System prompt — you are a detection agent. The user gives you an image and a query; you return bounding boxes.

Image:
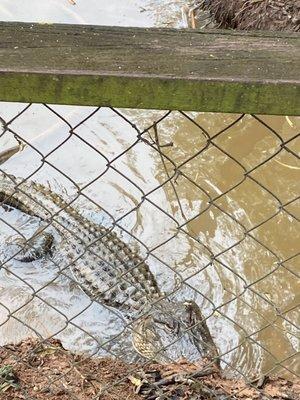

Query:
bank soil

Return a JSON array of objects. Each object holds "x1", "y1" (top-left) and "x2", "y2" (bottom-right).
[
  {"x1": 201, "y1": 0, "x2": 300, "y2": 31},
  {"x1": 0, "y1": 338, "x2": 299, "y2": 399}
]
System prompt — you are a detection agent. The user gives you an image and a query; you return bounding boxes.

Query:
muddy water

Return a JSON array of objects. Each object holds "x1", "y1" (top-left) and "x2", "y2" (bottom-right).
[{"x1": 0, "y1": 0, "x2": 299, "y2": 379}]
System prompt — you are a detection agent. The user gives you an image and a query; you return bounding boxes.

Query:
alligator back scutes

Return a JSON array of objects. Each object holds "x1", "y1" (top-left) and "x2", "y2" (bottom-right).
[{"x1": 0, "y1": 172, "x2": 162, "y2": 313}]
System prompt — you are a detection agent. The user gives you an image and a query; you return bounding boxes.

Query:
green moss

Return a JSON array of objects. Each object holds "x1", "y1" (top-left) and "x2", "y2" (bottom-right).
[{"x1": 0, "y1": 72, "x2": 299, "y2": 115}]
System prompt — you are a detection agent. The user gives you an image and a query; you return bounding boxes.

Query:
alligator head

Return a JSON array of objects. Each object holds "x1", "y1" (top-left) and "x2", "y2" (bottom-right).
[{"x1": 131, "y1": 299, "x2": 219, "y2": 365}]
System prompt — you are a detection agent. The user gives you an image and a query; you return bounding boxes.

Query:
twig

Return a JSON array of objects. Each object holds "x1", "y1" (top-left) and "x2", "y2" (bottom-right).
[
  {"x1": 153, "y1": 123, "x2": 187, "y2": 220},
  {"x1": 155, "y1": 365, "x2": 215, "y2": 387},
  {"x1": 190, "y1": 9, "x2": 196, "y2": 28}
]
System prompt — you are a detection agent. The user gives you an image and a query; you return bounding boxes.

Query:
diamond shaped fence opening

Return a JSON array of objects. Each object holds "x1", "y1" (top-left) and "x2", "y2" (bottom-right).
[{"x1": 0, "y1": 105, "x2": 299, "y2": 399}]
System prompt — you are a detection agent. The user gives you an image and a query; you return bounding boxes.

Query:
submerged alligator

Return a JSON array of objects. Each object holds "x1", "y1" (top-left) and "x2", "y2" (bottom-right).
[{"x1": 0, "y1": 146, "x2": 219, "y2": 365}]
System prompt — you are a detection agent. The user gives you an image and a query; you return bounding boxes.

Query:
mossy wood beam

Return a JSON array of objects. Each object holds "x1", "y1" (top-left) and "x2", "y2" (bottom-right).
[{"x1": 0, "y1": 22, "x2": 299, "y2": 115}]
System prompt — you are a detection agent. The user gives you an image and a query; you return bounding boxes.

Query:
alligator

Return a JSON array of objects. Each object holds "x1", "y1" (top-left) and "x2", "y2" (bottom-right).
[{"x1": 0, "y1": 146, "x2": 219, "y2": 365}]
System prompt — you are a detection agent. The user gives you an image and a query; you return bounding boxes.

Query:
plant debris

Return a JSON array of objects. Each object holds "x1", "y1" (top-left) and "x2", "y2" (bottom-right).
[
  {"x1": 0, "y1": 365, "x2": 19, "y2": 393},
  {"x1": 197, "y1": 0, "x2": 300, "y2": 31},
  {"x1": 0, "y1": 338, "x2": 140, "y2": 400},
  {"x1": 0, "y1": 338, "x2": 299, "y2": 399}
]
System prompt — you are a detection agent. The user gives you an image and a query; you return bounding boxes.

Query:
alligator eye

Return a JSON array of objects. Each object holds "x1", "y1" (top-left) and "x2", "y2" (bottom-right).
[
  {"x1": 155, "y1": 319, "x2": 180, "y2": 334},
  {"x1": 164, "y1": 322, "x2": 174, "y2": 331}
]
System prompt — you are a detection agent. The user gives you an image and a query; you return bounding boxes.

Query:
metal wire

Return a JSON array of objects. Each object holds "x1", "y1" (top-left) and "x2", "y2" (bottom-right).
[{"x1": 0, "y1": 104, "x2": 299, "y2": 399}]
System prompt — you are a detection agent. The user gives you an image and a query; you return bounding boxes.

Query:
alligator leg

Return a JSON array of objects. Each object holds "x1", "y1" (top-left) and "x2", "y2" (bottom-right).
[
  {"x1": 184, "y1": 300, "x2": 220, "y2": 368},
  {"x1": 0, "y1": 144, "x2": 24, "y2": 165},
  {"x1": 1, "y1": 146, "x2": 54, "y2": 262},
  {"x1": 6, "y1": 226, "x2": 54, "y2": 263}
]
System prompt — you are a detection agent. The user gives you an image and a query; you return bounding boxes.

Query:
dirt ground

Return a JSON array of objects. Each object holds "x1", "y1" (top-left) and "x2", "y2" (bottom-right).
[
  {"x1": 200, "y1": 0, "x2": 300, "y2": 31},
  {"x1": 0, "y1": 338, "x2": 140, "y2": 400},
  {"x1": 0, "y1": 338, "x2": 299, "y2": 400}
]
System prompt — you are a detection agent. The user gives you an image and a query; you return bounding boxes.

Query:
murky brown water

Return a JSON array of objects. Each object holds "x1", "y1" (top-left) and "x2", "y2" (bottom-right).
[{"x1": 0, "y1": 0, "x2": 299, "y2": 380}]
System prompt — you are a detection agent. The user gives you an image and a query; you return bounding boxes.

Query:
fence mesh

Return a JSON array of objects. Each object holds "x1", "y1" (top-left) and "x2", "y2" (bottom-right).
[{"x1": 0, "y1": 104, "x2": 299, "y2": 399}]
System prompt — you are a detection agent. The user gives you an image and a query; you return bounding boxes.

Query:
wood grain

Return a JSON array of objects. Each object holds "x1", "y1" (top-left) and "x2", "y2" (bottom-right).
[{"x1": 0, "y1": 22, "x2": 299, "y2": 114}]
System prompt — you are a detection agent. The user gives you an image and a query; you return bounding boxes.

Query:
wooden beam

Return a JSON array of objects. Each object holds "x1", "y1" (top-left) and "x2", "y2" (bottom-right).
[{"x1": 0, "y1": 22, "x2": 299, "y2": 115}]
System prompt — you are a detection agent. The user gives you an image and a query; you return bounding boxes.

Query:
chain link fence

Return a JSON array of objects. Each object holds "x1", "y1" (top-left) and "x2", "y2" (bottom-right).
[{"x1": 0, "y1": 103, "x2": 299, "y2": 399}]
